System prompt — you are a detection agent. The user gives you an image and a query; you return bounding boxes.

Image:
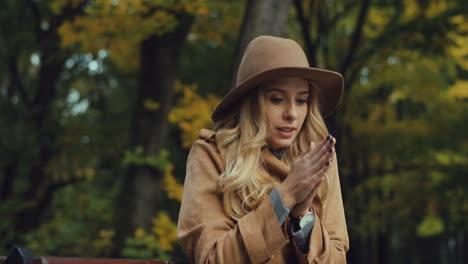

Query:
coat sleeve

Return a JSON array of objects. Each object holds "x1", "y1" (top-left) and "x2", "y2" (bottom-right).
[
  {"x1": 177, "y1": 140, "x2": 290, "y2": 264},
  {"x1": 292, "y1": 152, "x2": 350, "y2": 264}
]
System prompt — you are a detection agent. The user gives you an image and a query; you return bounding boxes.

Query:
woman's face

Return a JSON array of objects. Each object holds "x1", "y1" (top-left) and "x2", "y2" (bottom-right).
[{"x1": 263, "y1": 77, "x2": 309, "y2": 150}]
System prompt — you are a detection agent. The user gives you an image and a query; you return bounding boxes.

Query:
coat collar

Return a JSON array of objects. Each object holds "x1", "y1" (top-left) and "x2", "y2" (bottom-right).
[
  {"x1": 262, "y1": 148, "x2": 290, "y2": 181},
  {"x1": 199, "y1": 129, "x2": 291, "y2": 181},
  {"x1": 198, "y1": 129, "x2": 323, "y2": 216},
  {"x1": 264, "y1": 148, "x2": 324, "y2": 217},
  {"x1": 199, "y1": 128, "x2": 217, "y2": 143}
]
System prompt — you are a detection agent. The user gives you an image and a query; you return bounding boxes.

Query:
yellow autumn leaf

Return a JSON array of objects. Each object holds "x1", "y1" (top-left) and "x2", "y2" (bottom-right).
[
  {"x1": 169, "y1": 81, "x2": 220, "y2": 148},
  {"x1": 163, "y1": 163, "x2": 183, "y2": 202},
  {"x1": 143, "y1": 99, "x2": 160, "y2": 111},
  {"x1": 151, "y1": 212, "x2": 177, "y2": 251},
  {"x1": 134, "y1": 228, "x2": 145, "y2": 238},
  {"x1": 447, "y1": 80, "x2": 468, "y2": 99},
  {"x1": 86, "y1": 168, "x2": 95, "y2": 180},
  {"x1": 98, "y1": 229, "x2": 114, "y2": 238},
  {"x1": 417, "y1": 216, "x2": 444, "y2": 237}
]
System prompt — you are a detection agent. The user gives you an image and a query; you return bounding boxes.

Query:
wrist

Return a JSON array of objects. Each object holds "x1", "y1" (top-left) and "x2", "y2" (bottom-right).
[
  {"x1": 292, "y1": 206, "x2": 315, "y2": 229},
  {"x1": 291, "y1": 205, "x2": 314, "y2": 219},
  {"x1": 277, "y1": 185, "x2": 295, "y2": 208}
]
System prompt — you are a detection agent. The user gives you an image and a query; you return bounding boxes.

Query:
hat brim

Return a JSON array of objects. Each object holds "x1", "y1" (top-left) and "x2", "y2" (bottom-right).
[{"x1": 211, "y1": 67, "x2": 344, "y2": 122}]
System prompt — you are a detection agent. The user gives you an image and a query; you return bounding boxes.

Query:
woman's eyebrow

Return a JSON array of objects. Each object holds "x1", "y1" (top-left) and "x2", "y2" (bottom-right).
[
  {"x1": 268, "y1": 88, "x2": 286, "y2": 93},
  {"x1": 268, "y1": 88, "x2": 309, "y2": 94}
]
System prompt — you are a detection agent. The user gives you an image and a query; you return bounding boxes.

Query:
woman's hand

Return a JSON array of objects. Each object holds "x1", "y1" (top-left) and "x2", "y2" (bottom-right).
[{"x1": 277, "y1": 135, "x2": 336, "y2": 214}]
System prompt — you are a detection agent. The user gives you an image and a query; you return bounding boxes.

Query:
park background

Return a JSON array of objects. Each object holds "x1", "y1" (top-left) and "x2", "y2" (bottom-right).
[{"x1": 1, "y1": 0, "x2": 467, "y2": 263}]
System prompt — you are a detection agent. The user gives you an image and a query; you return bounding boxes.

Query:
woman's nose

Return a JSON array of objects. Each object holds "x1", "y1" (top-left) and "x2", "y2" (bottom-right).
[{"x1": 284, "y1": 103, "x2": 298, "y2": 120}]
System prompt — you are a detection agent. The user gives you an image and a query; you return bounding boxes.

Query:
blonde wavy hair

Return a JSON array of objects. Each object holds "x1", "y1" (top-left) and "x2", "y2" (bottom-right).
[{"x1": 214, "y1": 82, "x2": 332, "y2": 221}]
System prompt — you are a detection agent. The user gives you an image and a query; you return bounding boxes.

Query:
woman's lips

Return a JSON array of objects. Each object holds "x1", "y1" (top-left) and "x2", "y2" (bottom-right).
[{"x1": 276, "y1": 127, "x2": 295, "y2": 138}]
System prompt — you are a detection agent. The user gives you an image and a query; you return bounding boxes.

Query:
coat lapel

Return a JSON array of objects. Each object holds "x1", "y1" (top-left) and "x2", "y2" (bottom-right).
[
  {"x1": 262, "y1": 148, "x2": 290, "y2": 181},
  {"x1": 262, "y1": 148, "x2": 324, "y2": 218}
]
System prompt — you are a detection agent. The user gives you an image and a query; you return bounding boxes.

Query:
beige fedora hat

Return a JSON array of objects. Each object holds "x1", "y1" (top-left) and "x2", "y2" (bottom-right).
[{"x1": 211, "y1": 35, "x2": 344, "y2": 122}]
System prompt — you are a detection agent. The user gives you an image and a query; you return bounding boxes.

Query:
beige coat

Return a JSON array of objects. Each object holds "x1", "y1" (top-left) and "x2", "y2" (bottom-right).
[{"x1": 177, "y1": 129, "x2": 349, "y2": 263}]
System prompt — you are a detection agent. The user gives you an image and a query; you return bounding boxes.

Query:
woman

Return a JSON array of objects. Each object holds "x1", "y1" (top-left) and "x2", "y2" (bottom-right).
[{"x1": 177, "y1": 36, "x2": 349, "y2": 263}]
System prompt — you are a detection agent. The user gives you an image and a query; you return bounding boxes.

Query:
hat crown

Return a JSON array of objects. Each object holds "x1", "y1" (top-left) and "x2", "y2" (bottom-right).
[
  {"x1": 236, "y1": 36, "x2": 310, "y2": 86},
  {"x1": 211, "y1": 35, "x2": 343, "y2": 122}
]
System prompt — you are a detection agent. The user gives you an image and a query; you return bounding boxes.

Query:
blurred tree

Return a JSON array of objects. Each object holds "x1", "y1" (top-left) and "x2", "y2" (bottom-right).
[
  {"x1": 57, "y1": 0, "x2": 197, "y2": 255},
  {"x1": 0, "y1": 0, "x2": 90, "y2": 246},
  {"x1": 289, "y1": 0, "x2": 468, "y2": 263},
  {"x1": 114, "y1": 9, "x2": 193, "y2": 256},
  {"x1": 231, "y1": 0, "x2": 293, "y2": 90},
  {"x1": 55, "y1": 0, "x2": 239, "y2": 257},
  {"x1": 1, "y1": 0, "x2": 467, "y2": 263}
]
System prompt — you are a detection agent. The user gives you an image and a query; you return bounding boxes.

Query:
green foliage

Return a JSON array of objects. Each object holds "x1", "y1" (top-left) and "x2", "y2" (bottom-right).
[
  {"x1": 143, "y1": 99, "x2": 160, "y2": 111},
  {"x1": 122, "y1": 212, "x2": 177, "y2": 260},
  {"x1": 283, "y1": 0, "x2": 468, "y2": 262},
  {"x1": 23, "y1": 178, "x2": 119, "y2": 257},
  {"x1": 122, "y1": 231, "x2": 169, "y2": 260},
  {"x1": 417, "y1": 216, "x2": 445, "y2": 237},
  {"x1": 121, "y1": 147, "x2": 169, "y2": 171},
  {"x1": 168, "y1": 81, "x2": 220, "y2": 148},
  {"x1": 1, "y1": 0, "x2": 468, "y2": 263}
]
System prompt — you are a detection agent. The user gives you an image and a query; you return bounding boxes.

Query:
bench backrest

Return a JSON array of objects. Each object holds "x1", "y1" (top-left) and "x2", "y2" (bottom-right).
[{"x1": 0, "y1": 257, "x2": 179, "y2": 264}]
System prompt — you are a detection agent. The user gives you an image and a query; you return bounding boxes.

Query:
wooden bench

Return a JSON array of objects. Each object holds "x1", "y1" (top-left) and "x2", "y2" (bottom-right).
[{"x1": 0, "y1": 256, "x2": 180, "y2": 264}]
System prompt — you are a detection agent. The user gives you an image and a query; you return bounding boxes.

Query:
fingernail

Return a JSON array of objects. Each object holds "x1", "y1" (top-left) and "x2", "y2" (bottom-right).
[
  {"x1": 326, "y1": 135, "x2": 331, "y2": 140},
  {"x1": 326, "y1": 161, "x2": 330, "y2": 166},
  {"x1": 329, "y1": 147, "x2": 333, "y2": 153},
  {"x1": 329, "y1": 137, "x2": 333, "y2": 143}
]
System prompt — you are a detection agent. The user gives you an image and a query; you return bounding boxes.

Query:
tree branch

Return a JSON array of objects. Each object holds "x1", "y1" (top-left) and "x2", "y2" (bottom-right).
[
  {"x1": 317, "y1": 1, "x2": 334, "y2": 68},
  {"x1": 8, "y1": 55, "x2": 31, "y2": 106},
  {"x1": 24, "y1": 0, "x2": 42, "y2": 39},
  {"x1": 329, "y1": 1, "x2": 356, "y2": 29},
  {"x1": 349, "y1": 4, "x2": 468, "y2": 91},
  {"x1": 47, "y1": 177, "x2": 85, "y2": 193},
  {"x1": 47, "y1": 0, "x2": 90, "y2": 35},
  {"x1": 340, "y1": 0, "x2": 372, "y2": 75},
  {"x1": 34, "y1": 177, "x2": 86, "y2": 220},
  {"x1": 294, "y1": 0, "x2": 317, "y2": 67}
]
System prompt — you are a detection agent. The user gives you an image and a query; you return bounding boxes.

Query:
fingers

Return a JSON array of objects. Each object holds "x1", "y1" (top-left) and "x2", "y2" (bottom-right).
[
  {"x1": 291, "y1": 176, "x2": 324, "y2": 217},
  {"x1": 305, "y1": 149, "x2": 334, "y2": 186},
  {"x1": 315, "y1": 136, "x2": 335, "y2": 158},
  {"x1": 305, "y1": 135, "x2": 334, "y2": 157},
  {"x1": 305, "y1": 136, "x2": 323, "y2": 154},
  {"x1": 315, "y1": 156, "x2": 333, "y2": 178},
  {"x1": 307, "y1": 175, "x2": 324, "y2": 199},
  {"x1": 310, "y1": 146, "x2": 334, "y2": 175},
  {"x1": 308, "y1": 141, "x2": 316, "y2": 153},
  {"x1": 285, "y1": 135, "x2": 335, "y2": 212},
  {"x1": 305, "y1": 135, "x2": 335, "y2": 168}
]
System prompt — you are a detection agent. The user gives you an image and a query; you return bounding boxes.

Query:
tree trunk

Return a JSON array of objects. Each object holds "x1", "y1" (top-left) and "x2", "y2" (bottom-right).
[
  {"x1": 10, "y1": 1, "x2": 88, "y2": 237},
  {"x1": 230, "y1": 0, "x2": 293, "y2": 90},
  {"x1": 113, "y1": 13, "x2": 193, "y2": 256}
]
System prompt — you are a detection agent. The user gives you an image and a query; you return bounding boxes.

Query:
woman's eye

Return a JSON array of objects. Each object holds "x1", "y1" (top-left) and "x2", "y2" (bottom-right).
[
  {"x1": 270, "y1": 98, "x2": 283, "y2": 103},
  {"x1": 297, "y1": 99, "x2": 307, "y2": 104}
]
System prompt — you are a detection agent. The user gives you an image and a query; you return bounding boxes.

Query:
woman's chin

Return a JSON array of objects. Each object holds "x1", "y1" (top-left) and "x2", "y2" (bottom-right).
[{"x1": 268, "y1": 137, "x2": 295, "y2": 150}]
